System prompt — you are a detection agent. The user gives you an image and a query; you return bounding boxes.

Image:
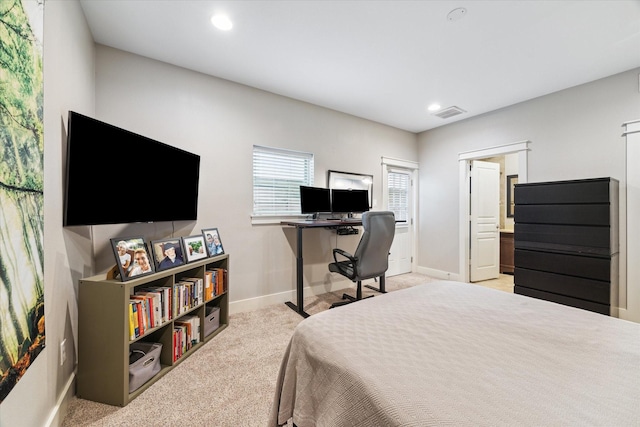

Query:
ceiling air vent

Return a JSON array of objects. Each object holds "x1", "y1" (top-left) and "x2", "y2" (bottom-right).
[{"x1": 433, "y1": 106, "x2": 466, "y2": 119}]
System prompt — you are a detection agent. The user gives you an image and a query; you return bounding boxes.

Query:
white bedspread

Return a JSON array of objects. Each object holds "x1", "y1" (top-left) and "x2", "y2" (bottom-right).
[{"x1": 269, "y1": 280, "x2": 640, "y2": 426}]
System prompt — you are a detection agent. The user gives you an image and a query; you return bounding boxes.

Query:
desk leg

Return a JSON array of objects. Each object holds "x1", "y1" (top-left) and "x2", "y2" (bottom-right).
[
  {"x1": 285, "y1": 227, "x2": 310, "y2": 318},
  {"x1": 365, "y1": 274, "x2": 387, "y2": 294}
]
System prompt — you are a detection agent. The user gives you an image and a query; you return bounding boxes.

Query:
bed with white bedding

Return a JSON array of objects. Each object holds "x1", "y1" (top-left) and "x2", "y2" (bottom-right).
[{"x1": 269, "y1": 280, "x2": 640, "y2": 426}]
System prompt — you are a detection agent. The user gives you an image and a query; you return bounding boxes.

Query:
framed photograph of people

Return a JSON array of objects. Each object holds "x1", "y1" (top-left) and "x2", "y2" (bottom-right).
[
  {"x1": 202, "y1": 228, "x2": 225, "y2": 257},
  {"x1": 182, "y1": 235, "x2": 208, "y2": 263},
  {"x1": 110, "y1": 237, "x2": 155, "y2": 281},
  {"x1": 151, "y1": 238, "x2": 185, "y2": 272}
]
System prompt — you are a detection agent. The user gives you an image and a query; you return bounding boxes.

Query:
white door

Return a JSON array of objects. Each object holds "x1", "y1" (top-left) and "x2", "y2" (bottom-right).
[
  {"x1": 469, "y1": 160, "x2": 500, "y2": 282},
  {"x1": 387, "y1": 169, "x2": 412, "y2": 276}
]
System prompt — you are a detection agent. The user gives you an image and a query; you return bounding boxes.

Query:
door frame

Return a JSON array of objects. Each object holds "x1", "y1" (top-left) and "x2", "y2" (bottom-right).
[
  {"x1": 382, "y1": 156, "x2": 419, "y2": 274},
  {"x1": 458, "y1": 141, "x2": 530, "y2": 283}
]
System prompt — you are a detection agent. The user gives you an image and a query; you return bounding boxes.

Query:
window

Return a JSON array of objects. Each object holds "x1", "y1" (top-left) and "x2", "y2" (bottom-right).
[
  {"x1": 388, "y1": 170, "x2": 409, "y2": 221},
  {"x1": 253, "y1": 145, "x2": 314, "y2": 216}
]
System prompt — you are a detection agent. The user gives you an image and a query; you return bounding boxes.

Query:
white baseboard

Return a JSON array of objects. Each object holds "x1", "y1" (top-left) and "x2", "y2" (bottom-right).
[
  {"x1": 230, "y1": 280, "x2": 353, "y2": 314},
  {"x1": 415, "y1": 266, "x2": 462, "y2": 282},
  {"x1": 229, "y1": 270, "x2": 465, "y2": 314},
  {"x1": 45, "y1": 370, "x2": 76, "y2": 427}
]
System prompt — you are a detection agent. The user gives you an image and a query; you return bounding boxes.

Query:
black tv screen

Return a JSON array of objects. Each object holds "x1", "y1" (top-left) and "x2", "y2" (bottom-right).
[
  {"x1": 331, "y1": 189, "x2": 370, "y2": 213},
  {"x1": 300, "y1": 186, "x2": 331, "y2": 214},
  {"x1": 64, "y1": 111, "x2": 200, "y2": 226}
]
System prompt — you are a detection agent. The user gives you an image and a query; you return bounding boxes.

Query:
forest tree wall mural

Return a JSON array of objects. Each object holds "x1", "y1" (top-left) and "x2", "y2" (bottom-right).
[{"x1": 0, "y1": 0, "x2": 44, "y2": 403}]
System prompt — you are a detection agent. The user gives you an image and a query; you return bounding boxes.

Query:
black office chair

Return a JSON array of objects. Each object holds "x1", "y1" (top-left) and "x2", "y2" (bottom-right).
[{"x1": 328, "y1": 211, "x2": 396, "y2": 308}]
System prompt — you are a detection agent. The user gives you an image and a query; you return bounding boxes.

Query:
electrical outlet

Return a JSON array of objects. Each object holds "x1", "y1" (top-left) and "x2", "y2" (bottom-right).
[{"x1": 60, "y1": 339, "x2": 66, "y2": 366}]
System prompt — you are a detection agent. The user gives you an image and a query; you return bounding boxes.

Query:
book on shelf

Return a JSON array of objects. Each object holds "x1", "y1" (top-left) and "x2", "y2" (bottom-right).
[
  {"x1": 172, "y1": 327, "x2": 182, "y2": 362},
  {"x1": 204, "y1": 270, "x2": 213, "y2": 300},
  {"x1": 128, "y1": 299, "x2": 144, "y2": 338},
  {"x1": 129, "y1": 301, "x2": 139, "y2": 339},
  {"x1": 172, "y1": 282, "x2": 190, "y2": 318},
  {"x1": 137, "y1": 290, "x2": 162, "y2": 327},
  {"x1": 175, "y1": 314, "x2": 200, "y2": 350},
  {"x1": 130, "y1": 295, "x2": 151, "y2": 332},
  {"x1": 128, "y1": 302, "x2": 135, "y2": 340},
  {"x1": 180, "y1": 277, "x2": 203, "y2": 307},
  {"x1": 205, "y1": 268, "x2": 227, "y2": 297}
]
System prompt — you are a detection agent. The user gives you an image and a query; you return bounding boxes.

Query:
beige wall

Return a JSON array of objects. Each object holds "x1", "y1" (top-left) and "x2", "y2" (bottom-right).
[
  {"x1": 89, "y1": 46, "x2": 418, "y2": 307},
  {"x1": 416, "y1": 67, "x2": 640, "y2": 321}
]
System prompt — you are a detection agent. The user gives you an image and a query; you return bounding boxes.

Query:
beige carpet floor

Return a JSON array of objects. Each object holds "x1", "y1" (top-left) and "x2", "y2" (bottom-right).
[{"x1": 61, "y1": 273, "x2": 455, "y2": 426}]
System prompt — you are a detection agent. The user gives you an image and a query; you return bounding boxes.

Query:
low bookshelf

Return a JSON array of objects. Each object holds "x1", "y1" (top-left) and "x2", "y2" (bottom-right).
[{"x1": 77, "y1": 254, "x2": 229, "y2": 406}]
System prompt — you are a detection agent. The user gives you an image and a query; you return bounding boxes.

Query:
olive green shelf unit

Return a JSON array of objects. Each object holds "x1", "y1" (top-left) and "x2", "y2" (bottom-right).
[{"x1": 77, "y1": 254, "x2": 229, "y2": 406}]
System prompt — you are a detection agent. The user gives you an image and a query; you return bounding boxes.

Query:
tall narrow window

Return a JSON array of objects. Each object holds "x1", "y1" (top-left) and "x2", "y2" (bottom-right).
[
  {"x1": 253, "y1": 145, "x2": 314, "y2": 216},
  {"x1": 388, "y1": 171, "x2": 409, "y2": 221}
]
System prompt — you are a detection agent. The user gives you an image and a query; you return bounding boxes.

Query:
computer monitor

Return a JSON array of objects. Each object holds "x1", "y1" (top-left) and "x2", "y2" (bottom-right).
[
  {"x1": 300, "y1": 186, "x2": 331, "y2": 214},
  {"x1": 331, "y1": 189, "x2": 370, "y2": 214}
]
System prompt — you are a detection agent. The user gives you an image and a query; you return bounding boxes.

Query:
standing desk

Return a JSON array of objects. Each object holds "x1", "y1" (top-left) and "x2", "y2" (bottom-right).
[{"x1": 281, "y1": 219, "x2": 386, "y2": 317}]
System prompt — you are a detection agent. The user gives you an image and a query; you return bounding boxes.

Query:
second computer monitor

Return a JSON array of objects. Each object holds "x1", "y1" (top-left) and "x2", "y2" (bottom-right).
[{"x1": 331, "y1": 189, "x2": 370, "y2": 214}]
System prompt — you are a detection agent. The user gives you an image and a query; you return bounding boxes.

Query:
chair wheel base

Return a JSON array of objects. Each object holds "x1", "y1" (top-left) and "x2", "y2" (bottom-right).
[{"x1": 330, "y1": 300, "x2": 353, "y2": 309}]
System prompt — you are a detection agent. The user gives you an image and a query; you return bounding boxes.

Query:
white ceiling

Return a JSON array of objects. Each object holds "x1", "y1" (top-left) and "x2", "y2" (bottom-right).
[{"x1": 79, "y1": 0, "x2": 640, "y2": 133}]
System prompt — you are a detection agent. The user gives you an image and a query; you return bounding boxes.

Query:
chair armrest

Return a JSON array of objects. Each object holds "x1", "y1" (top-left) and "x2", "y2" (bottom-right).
[
  {"x1": 333, "y1": 248, "x2": 356, "y2": 264},
  {"x1": 332, "y1": 248, "x2": 359, "y2": 279}
]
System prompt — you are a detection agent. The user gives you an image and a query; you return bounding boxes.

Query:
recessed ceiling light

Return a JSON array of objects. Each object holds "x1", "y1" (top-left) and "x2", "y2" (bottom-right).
[
  {"x1": 428, "y1": 103, "x2": 442, "y2": 112},
  {"x1": 211, "y1": 14, "x2": 233, "y2": 31}
]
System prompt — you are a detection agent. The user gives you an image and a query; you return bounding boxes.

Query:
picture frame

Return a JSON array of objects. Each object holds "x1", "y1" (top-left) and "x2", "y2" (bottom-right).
[
  {"x1": 506, "y1": 174, "x2": 518, "y2": 218},
  {"x1": 182, "y1": 235, "x2": 208, "y2": 263},
  {"x1": 328, "y1": 170, "x2": 373, "y2": 208},
  {"x1": 202, "y1": 228, "x2": 225, "y2": 257},
  {"x1": 111, "y1": 236, "x2": 155, "y2": 281},
  {"x1": 151, "y1": 238, "x2": 186, "y2": 272}
]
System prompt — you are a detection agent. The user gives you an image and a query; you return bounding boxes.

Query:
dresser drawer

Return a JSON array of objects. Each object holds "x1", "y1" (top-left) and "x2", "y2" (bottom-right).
[
  {"x1": 515, "y1": 224, "x2": 612, "y2": 253},
  {"x1": 514, "y1": 267, "x2": 610, "y2": 304},
  {"x1": 515, "y1": 204, "x2": 611, "y2": 226},
  {"x1": 514, "y1": 178, "x2": 614, "y2": 205},
  {"x1": 514, "y1": 285, "x2": 610, "y2": 315},
  {"x1": 514, "y1": 249, "x2": 611, "y2": 281}
]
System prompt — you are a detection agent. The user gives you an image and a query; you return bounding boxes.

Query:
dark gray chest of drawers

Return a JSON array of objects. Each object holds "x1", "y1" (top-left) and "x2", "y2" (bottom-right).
[{"x1": 513, "y1": 177, "x2": 619, "y2": 315}]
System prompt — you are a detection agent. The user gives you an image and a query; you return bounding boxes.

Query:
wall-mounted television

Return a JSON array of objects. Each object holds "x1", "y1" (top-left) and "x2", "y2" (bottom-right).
[
  {"x1": 63, "y1": 111, "x2": 201, "y2": 226},
  {"x1": 331, "y1": 189, "x2": 370, "y2": 214},
  {"x1": 299, "y1": 186, "x2": 331, "y2": 215}
]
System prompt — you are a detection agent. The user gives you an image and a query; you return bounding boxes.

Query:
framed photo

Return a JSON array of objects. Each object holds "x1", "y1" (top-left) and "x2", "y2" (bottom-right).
[
  {"x1": 111, "y1": 237, "x2": 155, "y2": 281},
  {"x1": 202, "y1": 228, "x2": 225, "y2": 257},
  {"x1": 182, "y1": 235, "x2": 208, "y2": 263},
  {"x1": 328, "y1": 170, "x2": 373, "y2": 208},
  {"x1": 151, "y1": 238, "x2": 185, "y2": 272}
]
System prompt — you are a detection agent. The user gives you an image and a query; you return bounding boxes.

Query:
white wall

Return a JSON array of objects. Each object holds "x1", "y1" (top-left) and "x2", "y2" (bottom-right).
[
  {"x1": 0, "y1": 1, "x2": 95, "y2": 426},
  {"x1": 417, "y1": 68, "x2": 640, "y2": 321},
  {"x1": 88, "y1": 46, "x2": 417, "y2": 308}
]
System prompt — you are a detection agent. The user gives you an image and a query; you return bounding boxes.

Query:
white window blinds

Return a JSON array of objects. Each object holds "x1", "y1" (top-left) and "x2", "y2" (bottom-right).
[
  {"x1": 253, "y1": 145, "x2": 314, "y2": 216},
  {"x1": 388, "y1": 171, "x2": 409, "y2": 221}
]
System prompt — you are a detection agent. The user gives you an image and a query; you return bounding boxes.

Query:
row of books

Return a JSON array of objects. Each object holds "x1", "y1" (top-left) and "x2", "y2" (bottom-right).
[
  {"x1": 129, "y1": 287, "x2": 171, "y2": 340},
  {"x1": 128, "y1": 269, "x2": 227, "y2": 340},
  {"x1": 205, "y1": 268, "x2": 228, "y2": 300},
  {"x1": 173, "y1": 314, "x2": 200, "y2": 362},
  {"x1": 174, "y1": 277, "x2": 204, "y2": 317}
]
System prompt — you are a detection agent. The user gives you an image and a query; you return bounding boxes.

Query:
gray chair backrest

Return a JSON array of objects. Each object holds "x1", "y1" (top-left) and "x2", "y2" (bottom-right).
[{"x1": 353, "y1": 211, "x2": 396, "y2": 280}]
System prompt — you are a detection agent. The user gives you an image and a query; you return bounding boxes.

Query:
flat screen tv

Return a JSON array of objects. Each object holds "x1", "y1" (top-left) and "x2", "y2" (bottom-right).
[
  {"x1": 299, "y1": 186, "x2": 331, "y2": 214},
  {"x1": 64, "y1": 111, "x2": 201, "y2": 226},
  {"x1": 331, "y1": 189, "x2": 370, "y2": 214}
]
